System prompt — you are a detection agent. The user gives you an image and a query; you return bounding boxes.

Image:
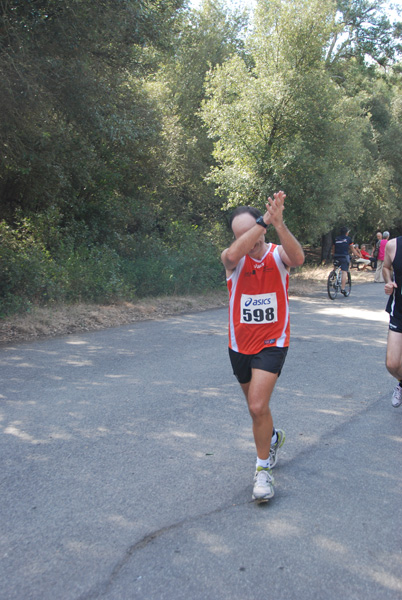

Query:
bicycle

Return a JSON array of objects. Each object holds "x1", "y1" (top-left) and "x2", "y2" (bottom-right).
[{"x1": 327, "y1": 259, "x2": 352, "y2": 300}]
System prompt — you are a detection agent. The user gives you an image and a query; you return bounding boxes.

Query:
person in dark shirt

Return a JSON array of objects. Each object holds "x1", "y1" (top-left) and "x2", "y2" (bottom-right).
[
  {"x1": 383, "y1": 236, "x2": 402, "y2": 407},
  {"x1": 333, "y1": 227, "x2": 359, "y2": 295}
]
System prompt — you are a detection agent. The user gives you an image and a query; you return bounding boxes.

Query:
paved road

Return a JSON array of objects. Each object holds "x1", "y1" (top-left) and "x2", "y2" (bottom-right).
[{"x1": 1, "y1": 282, "x2": 401, "y2": 600}]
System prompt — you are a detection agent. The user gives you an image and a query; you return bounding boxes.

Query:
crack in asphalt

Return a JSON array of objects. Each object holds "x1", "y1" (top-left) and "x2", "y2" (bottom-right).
[
  {"x1": 77, "y1": 390, "x2": 388, "y2": 599},
  {"x1": 77, "y1": 499, "x2": 246, "y2": 600}
]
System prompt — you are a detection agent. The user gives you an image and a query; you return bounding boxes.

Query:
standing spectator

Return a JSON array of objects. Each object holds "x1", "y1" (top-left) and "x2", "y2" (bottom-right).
[
  {"x1": 374, "y1": 231, "x2": 390, "y2": 283},
  {"x1": 372, "y1": 231, "x2": 382, "y2": 269}
]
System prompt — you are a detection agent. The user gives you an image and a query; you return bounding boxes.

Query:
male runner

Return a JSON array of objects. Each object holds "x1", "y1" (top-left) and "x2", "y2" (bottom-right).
[
  {"x1": 383, "y1": 236, "x2": 402, "y2": 407},
  {"x1": 221, "y1": 191, "x2": 305, "y2": 502}
]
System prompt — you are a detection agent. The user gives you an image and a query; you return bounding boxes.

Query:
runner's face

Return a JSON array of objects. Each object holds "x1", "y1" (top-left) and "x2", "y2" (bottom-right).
[{"x1": 232, "y1": 214, "x2": 266, "y2": 258}]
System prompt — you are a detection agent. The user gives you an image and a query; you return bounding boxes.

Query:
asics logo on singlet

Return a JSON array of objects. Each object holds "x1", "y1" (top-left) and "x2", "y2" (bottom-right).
[
  {"x1": 245, "y1": 297, "x2": 272, "y2": 307},
  {"x1": 253, "y1": 263, "x2": 264, "y2": 269}
]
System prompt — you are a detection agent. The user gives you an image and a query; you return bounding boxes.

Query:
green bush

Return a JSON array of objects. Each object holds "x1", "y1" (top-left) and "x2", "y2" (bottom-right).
[
  {"x1": 0, "y1": 220, "x2": 59, "y2": 315},
  {"x1": 127, "y1": 223, "x2": 224, "y2": 297},
  {"x1": 0, "y1": 219, "x2": 225, "y2": 317},
  {"x1": 63, "y1": 245, "x2": 134, "y2": 303}
]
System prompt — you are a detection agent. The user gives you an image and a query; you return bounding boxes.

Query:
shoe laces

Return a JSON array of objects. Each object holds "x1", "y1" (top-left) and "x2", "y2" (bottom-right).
[
  {"x1": 392, "y1": 386, "x2": 402, "y2": 403},
  {"x1": 255, "y1": 468, "x2": 273, "y2": 484}
]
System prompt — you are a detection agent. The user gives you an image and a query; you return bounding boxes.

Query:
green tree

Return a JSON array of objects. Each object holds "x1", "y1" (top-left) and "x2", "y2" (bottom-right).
[
  {"x1": 148, "y1": 0, "x2": 249, "y2": 232},
  {"x1": 351, "y1": 77, "x2": 402, "y2": 239},
  {"x1": 326, "y1": 0, "x2": 402, "y2": 69},
  {"x1": 0, "y1": 0, "x2": 184, "y2": 233},
  {"x1": 201, "y1": 0, "x2": 373, "y2": 241}
]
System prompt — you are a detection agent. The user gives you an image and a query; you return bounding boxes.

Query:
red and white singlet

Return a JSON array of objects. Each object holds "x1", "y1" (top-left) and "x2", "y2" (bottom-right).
[{"x1": 227, "y1": 243, "x2": 290, "y2": 354}]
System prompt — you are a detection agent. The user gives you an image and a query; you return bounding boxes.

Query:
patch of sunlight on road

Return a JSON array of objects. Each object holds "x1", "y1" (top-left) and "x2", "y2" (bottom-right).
[
  {"x1": 314, "y1": 536, "x2": 347, "y2": 554},
  {"x1": 318, "y1": 307, "x2": 388, "y2": 322},
  {"x1": 195, "y1": 531, "x2": 231, "y2": 556},
  {"x1": 171, "y1": 430, "x2": 197, "y2": 438},
  {"x1": 313, "y1": 534, "x2": 402, "y2": 593},
  {"x1": 371, "y1": 571, "x2": 402, "y2": 592},
  {"x1": 185, "y1": 388, "x2": 222, "y2": 397},
  {"x1": 4, "y1": 423, "x2": 47, "y2": 444},
  {"x1": 263, "y1": 519, "x2": 303, "y2": 538},
  {"x1": 107, "y1": 514, "x2": 138, "y2": 529},
  {"x1": 65, "y1": 358, "x2": 94, "y2": 366}
]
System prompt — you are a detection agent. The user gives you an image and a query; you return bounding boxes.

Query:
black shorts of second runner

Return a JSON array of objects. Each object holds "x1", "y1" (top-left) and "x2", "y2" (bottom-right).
[
  {"x1": 229, "y1": 346, "x2": 289, "y2": 384},
  {"x1": 389, "y1": 315, "x2": 402, "y2": 334},
  {"x1": 334, "y1": 254, "x2": 350, "y2": 272}
]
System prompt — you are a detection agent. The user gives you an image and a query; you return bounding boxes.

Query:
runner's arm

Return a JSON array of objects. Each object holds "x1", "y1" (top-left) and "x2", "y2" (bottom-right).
[
  {"x1": 221, "y1": 222, "x2": 268, "y2": 273},
  {"x1": 383, "y1": 239, "x2": 397, "y2": 296},
  {"x1": 265, "y1": 192, "x2": 305, "y2": 268},
  {"x1": 276, "y1": 224, "x2": 305, "y2": 268}
]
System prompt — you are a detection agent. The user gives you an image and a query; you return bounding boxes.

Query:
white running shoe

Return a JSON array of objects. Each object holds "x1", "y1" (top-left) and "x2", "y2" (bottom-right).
[
  {"x1": 392, "y1": 385, "x2": 402, "y2": 408},
  {"x1": 269, "y1": 429, "x2": 286, "y2": 468},
  {"x1": 252, "y1": 467, "x2": 274, "y2": 502}
]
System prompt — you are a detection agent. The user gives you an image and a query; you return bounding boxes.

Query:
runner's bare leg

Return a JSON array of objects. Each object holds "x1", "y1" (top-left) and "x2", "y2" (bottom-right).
[{"x1": 240, "y1": 369, "x2": 278, "y2": 461}]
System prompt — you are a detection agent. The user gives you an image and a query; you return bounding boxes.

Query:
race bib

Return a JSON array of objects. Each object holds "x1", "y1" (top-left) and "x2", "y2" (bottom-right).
[{"x1": 240, "y1": 293, "x2": 278, "y2": 324}]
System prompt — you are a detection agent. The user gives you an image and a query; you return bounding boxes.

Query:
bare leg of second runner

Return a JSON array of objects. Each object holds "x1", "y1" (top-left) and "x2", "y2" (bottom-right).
[{"x1": 386, "y1": 330, "x2": 402, "y2": 407}]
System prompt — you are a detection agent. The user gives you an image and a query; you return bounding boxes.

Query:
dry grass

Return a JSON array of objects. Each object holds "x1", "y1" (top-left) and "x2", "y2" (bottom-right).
[
  {"x1": 0, "y1": 265, "x2": 376, "y2": 346},
  {"x1": 289, "y1": 263, "x2": 375, "y2": 295},
  {"x1": 0, "y1": 291, "x2": 229, "y2": 346}
]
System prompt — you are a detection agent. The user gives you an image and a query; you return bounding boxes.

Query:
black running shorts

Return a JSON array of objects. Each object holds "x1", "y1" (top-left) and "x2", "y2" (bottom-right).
[
  {"x1": 334, "y1": 255, "x2": 350, "y2": 272},
  {"x1": 389, "y1": 315, "x2": 402, "y2": 334},
  {"x1": 228, "y1": 346, "x2": 289, "y2": 384}
]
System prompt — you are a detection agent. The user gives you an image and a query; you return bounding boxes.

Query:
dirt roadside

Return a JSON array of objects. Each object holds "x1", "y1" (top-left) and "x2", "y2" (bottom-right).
[{"x1": 0, "y1": 267, "x2": 376, "y2": 346}]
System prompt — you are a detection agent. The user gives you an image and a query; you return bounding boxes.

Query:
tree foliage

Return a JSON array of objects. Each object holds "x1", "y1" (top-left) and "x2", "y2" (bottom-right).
[
  {"x1": 201, "y1": 0, "x2": 402, "y2": 242},
  {"x1": 0, "y1": 0, "x2": 182, "y2": 225},
  {"x1": 0, "y1": 0, "x2": 402, "y2": 315},
  {"x1": 326, "y1": 0, "x2": 402, "y2": 67}
]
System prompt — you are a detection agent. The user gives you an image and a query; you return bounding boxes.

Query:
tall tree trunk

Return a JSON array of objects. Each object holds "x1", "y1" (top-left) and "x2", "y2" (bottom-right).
[{"x1": 321, "y1": 231, "x2": 333, "y2": 264}]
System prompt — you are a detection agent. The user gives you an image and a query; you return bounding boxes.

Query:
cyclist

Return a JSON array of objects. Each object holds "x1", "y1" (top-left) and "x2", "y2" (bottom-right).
[{"x1": 332, "y1": 227, "x2": 359, "y2": 295}]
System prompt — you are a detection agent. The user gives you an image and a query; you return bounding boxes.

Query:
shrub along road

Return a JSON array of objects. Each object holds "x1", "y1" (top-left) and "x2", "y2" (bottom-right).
[{"x1": 0, "y1": 281, "x2": 401, "y2": 599}]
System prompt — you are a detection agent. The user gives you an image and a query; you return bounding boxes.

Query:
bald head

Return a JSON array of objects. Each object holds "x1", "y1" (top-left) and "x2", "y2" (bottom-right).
[
  {"x1": 231, "y1": 212, "x2": 261, "y2": 239},
  {"x1": 230, "y1": 206, "x2": 261, "y2": 228}
]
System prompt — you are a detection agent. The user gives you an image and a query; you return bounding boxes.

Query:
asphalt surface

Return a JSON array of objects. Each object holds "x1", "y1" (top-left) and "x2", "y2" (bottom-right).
[{"x1": 1, "y1": 281, "x2": 401, "y2": 600}]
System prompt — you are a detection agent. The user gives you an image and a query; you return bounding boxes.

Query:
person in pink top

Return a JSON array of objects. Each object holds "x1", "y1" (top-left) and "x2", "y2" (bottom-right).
[{"x1": 374, "y1": 231, "x2": 390, "y2": 282}]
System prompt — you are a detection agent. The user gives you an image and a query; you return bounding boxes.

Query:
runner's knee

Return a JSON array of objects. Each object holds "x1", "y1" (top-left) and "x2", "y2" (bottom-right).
[
  {"x1": 386, "y1": 355, "x2": 402, "y2": 377},
  {"x1": 248, "y1": 398, "x2": 270, "y2": 420}
]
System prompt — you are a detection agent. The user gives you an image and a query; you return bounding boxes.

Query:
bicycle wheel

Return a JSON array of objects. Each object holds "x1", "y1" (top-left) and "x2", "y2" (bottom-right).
[
  {"x1": 327, "y1": 270, "x2": 338, "y2": 299},
  {"x1": 343, "y1": 271, "x2": 352, "y2": 296}
]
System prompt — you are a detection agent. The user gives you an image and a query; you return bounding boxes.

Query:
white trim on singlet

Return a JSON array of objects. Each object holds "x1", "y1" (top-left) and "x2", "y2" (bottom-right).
[
  {"x1": 227, "y1": 247, "x2": 273, "y2": 351},
  {"x1": 252, "y1": 245, "x2": 271, "y2": 265},
  {"x1": 227, "y1": 255, "x2": 245, "y2": 352},
  {"x1": 272, "y1": 246, "x2": 290, "y2": 347},
  {"x1": 227, "y1": 244, "x2": 291, "y2": 352}
]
